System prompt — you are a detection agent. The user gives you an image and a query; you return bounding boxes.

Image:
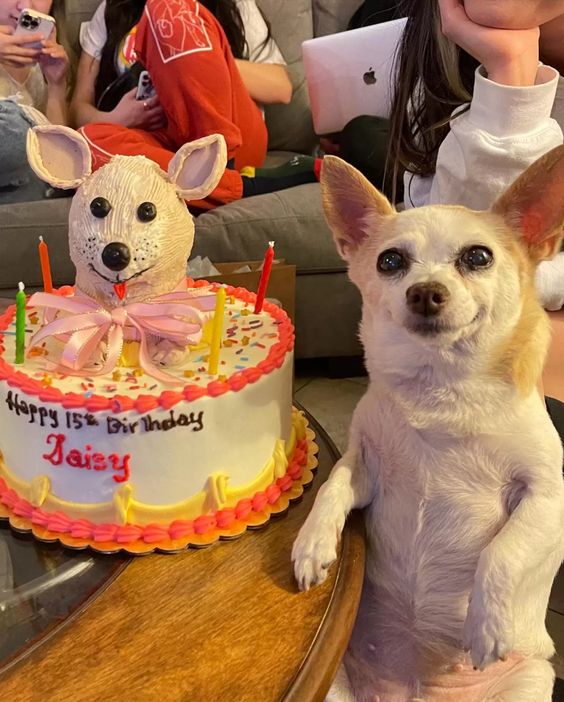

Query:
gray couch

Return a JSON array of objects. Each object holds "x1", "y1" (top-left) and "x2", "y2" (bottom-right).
[{"x1": 0, "y1": 0, "x2": 364, "y2": 359}]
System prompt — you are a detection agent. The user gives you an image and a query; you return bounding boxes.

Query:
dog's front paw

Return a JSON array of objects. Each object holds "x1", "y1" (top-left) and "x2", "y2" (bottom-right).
[
  {"x1": 463, "y1": 588, "x2": 514, "y2": 671},
  {"x1": 151, "y1": 339, "x2": 188, "y2": 367},
  {"x1": 292, "y1": 518, "x2": 339, "y2": 591}
]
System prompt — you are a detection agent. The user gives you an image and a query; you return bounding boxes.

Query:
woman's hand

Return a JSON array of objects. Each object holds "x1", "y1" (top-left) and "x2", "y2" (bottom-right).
[
  {"x1": 0, "y1": 25, "x2": 41, "y2": 68},
  {"x1": 39, "y1": 35, "x2": 69, "y2": 88},
  {"x1": 108, "y1": 88, "x2": 167, "y2": 130},
  {"x1": 438, "y1": 0, "x2": 541, "y2": 86}
]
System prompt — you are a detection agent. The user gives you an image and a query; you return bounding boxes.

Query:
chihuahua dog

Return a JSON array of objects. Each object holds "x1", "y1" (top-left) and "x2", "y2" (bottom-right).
[{"x1": 292, "y1": 147, "x2": 564, "y2": 702}]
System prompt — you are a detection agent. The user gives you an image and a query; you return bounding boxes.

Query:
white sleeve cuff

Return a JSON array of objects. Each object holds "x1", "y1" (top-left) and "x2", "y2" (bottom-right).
[{"x1": 468, "y1": 64, "x2": 560, "y2": 137}]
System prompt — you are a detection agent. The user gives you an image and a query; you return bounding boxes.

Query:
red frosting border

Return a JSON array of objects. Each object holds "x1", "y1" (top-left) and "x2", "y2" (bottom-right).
[
  {"x1": 0, "y1": 279, "x2": 294, "y2": 414},
  {"x1": 0, "y1": 438, "x2": 309, "y2": 545}
]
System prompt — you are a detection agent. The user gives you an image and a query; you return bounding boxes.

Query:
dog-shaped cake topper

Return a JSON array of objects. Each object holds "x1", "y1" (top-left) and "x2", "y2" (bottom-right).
[
  {"x1": 293, "y1": 147, "x2": 564, "y2": 700},
  {"x1": 25, "y1": 126, "x2": 227, "y2": 382}
]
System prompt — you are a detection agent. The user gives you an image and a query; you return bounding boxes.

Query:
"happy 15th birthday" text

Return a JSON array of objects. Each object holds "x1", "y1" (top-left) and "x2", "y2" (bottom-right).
[{"x1": 4, "y1": 391, "x2": 204, "y2": 435}]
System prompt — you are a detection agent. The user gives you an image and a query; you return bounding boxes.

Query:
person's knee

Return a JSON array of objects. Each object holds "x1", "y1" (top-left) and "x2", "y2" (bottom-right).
[{"x1": 0, "y1": 102, "x2": 34, "y2": 186}]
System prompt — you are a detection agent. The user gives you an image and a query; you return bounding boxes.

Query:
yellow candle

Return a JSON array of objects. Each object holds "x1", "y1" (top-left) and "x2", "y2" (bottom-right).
[
  {"x1": 15, "y1": 282, "x2": 26, "y2": 364},
  {"x1": 38, "y1": 236, "x2": 53, "y2": 293},
  {"x1": 208, "y1": 285, "x2": 226, "y2": 375}
]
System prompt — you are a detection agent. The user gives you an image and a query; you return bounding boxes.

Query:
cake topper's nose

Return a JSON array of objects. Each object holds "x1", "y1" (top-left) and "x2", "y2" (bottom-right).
[{"x1": 102, "y1": 242, "x2": 131, "y2": 272}]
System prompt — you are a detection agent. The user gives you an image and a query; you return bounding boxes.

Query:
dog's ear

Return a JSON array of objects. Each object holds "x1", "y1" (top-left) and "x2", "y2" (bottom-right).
[
  {"x1": 168, "y1": 134, "x2": 227, "y2": 201},
  {"x1": 492, "y1": 145, "x2": 564, "y2": 262},
  {"x1": 321, "y1": 156, "x2": 394, "y2": 260},
  {"x1": 27, "y1": 125, "x2": 92, "y2": 189}
]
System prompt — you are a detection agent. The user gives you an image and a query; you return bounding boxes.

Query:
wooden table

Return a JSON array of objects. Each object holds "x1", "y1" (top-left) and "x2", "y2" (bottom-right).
[{"x1": 0, "y1": 410, "x2": 366, "y2": 702}]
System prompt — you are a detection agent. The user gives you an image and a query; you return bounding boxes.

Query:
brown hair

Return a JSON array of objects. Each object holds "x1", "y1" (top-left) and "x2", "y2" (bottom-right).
[
  {"x1": 387, "y1": 0, "x2": 479, "y2": 188},
  {"x1": 51, "y1": 0, "x2": 76, "y2": 92}
]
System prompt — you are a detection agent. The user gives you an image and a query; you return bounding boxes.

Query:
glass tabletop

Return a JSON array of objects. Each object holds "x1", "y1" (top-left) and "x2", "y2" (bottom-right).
[{"x1": 0, "y1": 523, "x2": 129, "y2": 674}]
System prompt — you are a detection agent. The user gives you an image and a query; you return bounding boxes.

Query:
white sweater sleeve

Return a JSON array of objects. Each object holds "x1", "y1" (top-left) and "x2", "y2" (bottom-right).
[{"x1": 404, "y1": 65, "x2": 563, "y2": 211}]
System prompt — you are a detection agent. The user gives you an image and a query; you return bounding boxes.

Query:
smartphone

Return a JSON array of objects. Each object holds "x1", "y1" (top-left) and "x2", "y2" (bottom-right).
[
  {"x1": 14, "y1": 9, "x2": 55, "y2": 49},
  {"x1": 136, "y1": 71, "x2": 156, "y2": 101}
]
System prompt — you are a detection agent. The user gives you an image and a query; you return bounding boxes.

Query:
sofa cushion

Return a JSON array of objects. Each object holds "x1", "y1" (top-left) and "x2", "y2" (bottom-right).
[
  {"x1": 65, "y1": 0, "x2": 102, "y2": 52},
  {"x1": 0, "y1": 198, "x2": 73, "y2": 290},
  {"x1": 192, "y1": 182, "x2": 344, "y2": 272},
  {"x1": 312, "y1": 0, "x2": 364, "y2": 36}
]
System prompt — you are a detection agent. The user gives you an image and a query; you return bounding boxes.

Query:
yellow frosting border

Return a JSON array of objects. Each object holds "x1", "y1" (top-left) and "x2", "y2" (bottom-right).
[{"x1": 0, "y1": 409, "x2": 307, "y2": 526}]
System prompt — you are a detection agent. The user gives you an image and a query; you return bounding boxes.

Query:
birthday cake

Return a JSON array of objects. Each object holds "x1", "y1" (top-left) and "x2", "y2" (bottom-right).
[{"x1": 0, "y1": 126, "x2": 316, "y2": 553}]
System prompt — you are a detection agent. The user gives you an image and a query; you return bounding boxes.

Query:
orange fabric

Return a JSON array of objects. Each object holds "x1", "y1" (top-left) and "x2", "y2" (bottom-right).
[{"x1": 82, "y1": 0, "x2": 268, "y2": 209}]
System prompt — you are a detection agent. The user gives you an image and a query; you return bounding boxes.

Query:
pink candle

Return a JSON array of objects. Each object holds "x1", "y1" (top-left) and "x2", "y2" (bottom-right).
[{"x1": 254, "y1": 241, "x2": 274, "y2": 314}]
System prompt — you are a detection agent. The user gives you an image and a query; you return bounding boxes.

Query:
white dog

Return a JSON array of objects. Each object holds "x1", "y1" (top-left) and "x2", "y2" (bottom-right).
[{"x1": 292, "y1": 147, "x2": 564, "y2": 701}]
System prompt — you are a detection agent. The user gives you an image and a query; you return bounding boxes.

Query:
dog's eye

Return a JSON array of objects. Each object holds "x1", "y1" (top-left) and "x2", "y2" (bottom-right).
[
  {"x1": 137, "y1": 202, "x2": 157, "y2": 223},
  {"x1": 377, "y1": 249, "x2": 407, "y2": 274},
  {"x1": 460, "y1": 246, "x2": 494, "y2": 271},
  {"x1": 90, "y1": 197, "x2": 112, "y2": 219}
]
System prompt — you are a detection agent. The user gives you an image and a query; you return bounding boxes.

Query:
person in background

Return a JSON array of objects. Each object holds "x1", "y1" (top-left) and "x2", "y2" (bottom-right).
[
  {"x1": 71, "y1": 0, "x2": 321, "y2": 210},
  {"x1": 316, "y1": 0, "x2": 405, "y2": 200},
  {"x1": 388, "y1": 0, "x2": 564, "y2": 311},
  {"x1": 0, "y1": 0, "x2": 70, "y2": 203}
]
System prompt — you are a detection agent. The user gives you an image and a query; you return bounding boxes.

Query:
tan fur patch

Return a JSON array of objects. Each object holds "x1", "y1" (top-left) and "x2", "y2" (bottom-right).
[{"x1": 489, "y1": 224, "x2": 550, "y2": 397}]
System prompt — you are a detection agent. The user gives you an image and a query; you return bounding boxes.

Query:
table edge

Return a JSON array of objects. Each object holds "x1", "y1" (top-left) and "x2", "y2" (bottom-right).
[{"x1": 283, "y1": 406, "x2": 366, "y2": 702}]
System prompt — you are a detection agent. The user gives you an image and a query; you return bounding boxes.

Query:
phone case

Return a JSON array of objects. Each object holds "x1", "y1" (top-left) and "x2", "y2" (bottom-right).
[
  {"x1": 14, "y1": 9, "x2": 55, "y2": 48},
  {"x1": 136, "y1": 71, "x2": 156, "y2": 101}
]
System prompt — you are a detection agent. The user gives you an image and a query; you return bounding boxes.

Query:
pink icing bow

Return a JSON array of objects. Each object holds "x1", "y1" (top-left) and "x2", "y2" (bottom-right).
[{"x1": 28, "y1": 290, "x2": 216, "y2": 385}]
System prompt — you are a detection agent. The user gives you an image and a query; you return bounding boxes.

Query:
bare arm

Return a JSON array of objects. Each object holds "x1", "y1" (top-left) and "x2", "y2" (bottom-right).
[
  {"x1": 70, "y1": 50, "x2": 107, "y2": 127},
  {"x1": 44, "y1": 84, "x2": 67, "y2": 125},
  {"x1": 234, "y1": 58, "x2": 292, "y2": 105}
]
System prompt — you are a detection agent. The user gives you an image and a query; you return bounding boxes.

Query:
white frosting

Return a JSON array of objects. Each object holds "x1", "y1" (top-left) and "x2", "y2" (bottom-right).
[
  {"x1": 0, "y1": 357, "x2": 292, "y2": 506},
  {"x1": 0, "y1": 292, "x2": 293, "y2": 516}
]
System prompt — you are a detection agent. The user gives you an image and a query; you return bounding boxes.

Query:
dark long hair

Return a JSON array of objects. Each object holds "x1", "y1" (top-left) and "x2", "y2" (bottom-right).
[
  {"x1": 95, "y1": 0, "x2": 145, "y2": 104},
  {"x1": 94, "y1": 0, "x2": 272, "y2": 104},
  {"x1": 387, "y1": 0, "x2": 479, "y2": 185}
]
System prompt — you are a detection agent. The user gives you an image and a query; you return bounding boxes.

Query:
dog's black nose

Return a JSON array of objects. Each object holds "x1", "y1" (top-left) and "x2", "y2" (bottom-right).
[
  {"x1": 406, "y1": 283, "x2": 450, "y2": 317},
  {"x1": 101, "y1": 242, "x2": 131, "y2": 272}
]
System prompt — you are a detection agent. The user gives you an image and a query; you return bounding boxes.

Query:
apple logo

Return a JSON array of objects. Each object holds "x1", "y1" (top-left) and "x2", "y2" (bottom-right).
[{"x1": 363, "y1": 67, "x2": 377, "y2": 86}]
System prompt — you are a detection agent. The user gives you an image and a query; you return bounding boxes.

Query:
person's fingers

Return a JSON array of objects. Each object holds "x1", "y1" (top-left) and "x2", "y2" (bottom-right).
[
  {"x1": 148, "y1": 117, "x2": 167, "y2": 130},
  {"x1": 5, "y1": 44, "x2": 40, "y2": 58},
  {"x1": 437, "y1": 0, "x2": 470, "y2": 35},
  {"x1": 144, "y1": 106, "x2": 164, "y2": 120},
  {"x1": 144, "y1": 94, "x2": 160, "y2": 109},
  {"x1": 12, "y1": 32, "x2": 44, "y2": 46},
  {"x1": 0, "y1": 26, "x2": 13, "y2": 35},
  {"x1": 3, "y1": 56, "x2": 36, "y2": 66},
  {"x1": 41, "y1": 46, "x2": 65, "y2": 58}
]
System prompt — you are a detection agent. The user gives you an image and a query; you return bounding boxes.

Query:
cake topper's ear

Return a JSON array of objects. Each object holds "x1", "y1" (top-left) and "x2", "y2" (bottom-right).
[
  {"x1": 26, "y1": 125, "x2": 92, "y2": 189},
  {"x1": 168, "y1": 134, "x2": 227, "y2": 201}
]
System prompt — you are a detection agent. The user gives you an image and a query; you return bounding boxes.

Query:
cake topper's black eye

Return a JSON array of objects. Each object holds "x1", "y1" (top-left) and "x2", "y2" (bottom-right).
[
  {"x1": 377, "y1": 249, "x2": 408, "y2": 275},
  {"x1": 90, "y1": 197, "x2": 112, "y2": 219},
  {"x1": 137, "y1": 202, "x2": 157, "y2": 222},
  {"x1": 459, "y1": 246, "x2": 494, "y2": 271}
]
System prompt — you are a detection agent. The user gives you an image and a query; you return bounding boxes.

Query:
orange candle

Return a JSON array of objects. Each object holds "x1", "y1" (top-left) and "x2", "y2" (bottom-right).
[
  {"x1": 254, "y1": 241, "x2": 275, "y2": 314},
  {"x1": 38, "y1": 236, "x2": 53, "y2": 293}
]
